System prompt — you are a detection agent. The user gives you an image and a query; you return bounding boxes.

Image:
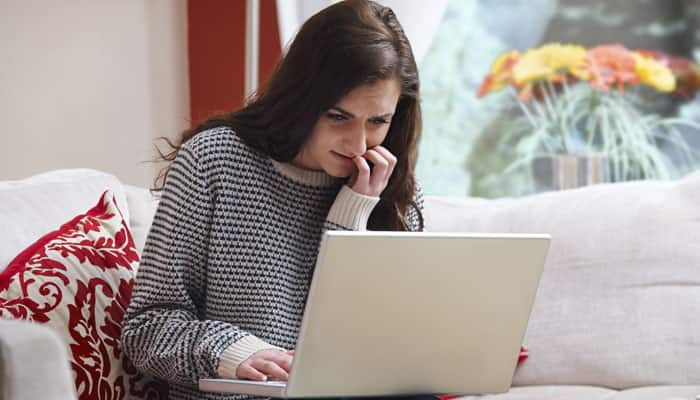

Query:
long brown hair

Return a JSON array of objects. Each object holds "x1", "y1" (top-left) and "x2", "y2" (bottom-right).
[{"x1": 154, "y1": 0, "x2": 423, "y2": 231}]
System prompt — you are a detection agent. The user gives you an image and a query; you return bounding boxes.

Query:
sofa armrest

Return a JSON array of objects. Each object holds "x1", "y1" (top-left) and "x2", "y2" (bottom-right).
[{"x1": 0, "y1": 319, "x2": 76, "y2": 400}]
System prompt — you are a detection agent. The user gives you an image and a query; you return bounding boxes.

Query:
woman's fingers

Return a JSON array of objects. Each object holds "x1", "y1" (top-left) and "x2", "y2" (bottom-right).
[
  {"x1": 363, "y1": 149, "x2": 390, "y2": 185},
  {"x1": 235, "y1": 349, "x2": 294, "y2": 381},
  {"x1": 372, "y1": 146, "x2": 397, "y2": 170},
  {"x1": 266, "y1": 351, "x2": 293, "y2": 372},
  {"x1": 236, "y1": 363, "x2": 268, "y2": 381},
  {"x1": 348, "y1": 146, "x2": 397, "y2": 197},
  {"x1": 352, "y1": 155, "x2": 371, "y2": 189},
  {"x1": 348, "y1": 167, "x2": 359, "y2": 188},
  {"x1": 251, "y1": 358, "x2": 290, "y2": 381}
]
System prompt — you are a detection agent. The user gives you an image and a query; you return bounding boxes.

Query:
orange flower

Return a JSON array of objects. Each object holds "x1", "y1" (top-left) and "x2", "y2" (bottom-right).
[
  {"x1": 586, "y1": 44, "x2": 639, "y2": 93},
  {"x1": 477, "y1": 50, "x2": 519, "y2": 97}
]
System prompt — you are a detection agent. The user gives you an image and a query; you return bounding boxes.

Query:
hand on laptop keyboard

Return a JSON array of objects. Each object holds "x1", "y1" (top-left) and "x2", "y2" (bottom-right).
[{"x1": 235, "y1": 348, "x2": 294, "y2": 382}]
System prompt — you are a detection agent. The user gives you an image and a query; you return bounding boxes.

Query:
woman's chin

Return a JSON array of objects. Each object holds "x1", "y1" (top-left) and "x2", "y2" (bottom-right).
[
  {"x1": 327, "y1": 169, "x2": 352, "y2": 178},
  {"x1": 324, "y1": 165, "x2": 353, "y2": 178}
]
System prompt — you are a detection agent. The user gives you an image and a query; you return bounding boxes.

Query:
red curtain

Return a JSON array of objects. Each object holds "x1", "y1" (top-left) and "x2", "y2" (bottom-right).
[{"x1": 187, "y1": 0, "x2": 282, "y2": 126}]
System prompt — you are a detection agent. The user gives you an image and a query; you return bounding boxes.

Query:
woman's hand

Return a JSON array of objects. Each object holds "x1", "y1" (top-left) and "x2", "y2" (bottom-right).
[
  {"x1": 236, "y1": 349, "x2": 295, "y2": 381},
  {"x1": 347, "y1": 145, "x2": 397, "y2": 197}
]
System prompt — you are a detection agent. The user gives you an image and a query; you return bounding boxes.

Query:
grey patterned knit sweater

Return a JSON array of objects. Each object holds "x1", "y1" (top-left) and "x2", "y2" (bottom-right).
[{"x1": 121, "y1": 127, "x2": 424, "y2": 400}]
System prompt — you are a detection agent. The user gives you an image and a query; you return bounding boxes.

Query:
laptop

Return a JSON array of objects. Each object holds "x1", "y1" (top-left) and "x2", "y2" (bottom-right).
[{"x1": 199, "y1": 231, "x2": 551, "y2": 398}]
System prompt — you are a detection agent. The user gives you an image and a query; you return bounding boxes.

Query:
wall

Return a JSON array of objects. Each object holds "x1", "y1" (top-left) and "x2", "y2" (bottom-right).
[{"x1": 0, "y1": 0, "x2": 190, "y2": 188}]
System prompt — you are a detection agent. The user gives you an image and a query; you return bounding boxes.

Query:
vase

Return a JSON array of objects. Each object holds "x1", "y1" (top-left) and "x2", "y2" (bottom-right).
[{"x1": 532, "y1": 155, "x2": 609, "y2": 191}]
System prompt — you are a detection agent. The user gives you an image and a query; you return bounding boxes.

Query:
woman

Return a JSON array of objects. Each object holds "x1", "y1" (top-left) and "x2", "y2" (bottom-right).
[{"x1": 121, "y1": 1, "x2": 431, "y2": 399}]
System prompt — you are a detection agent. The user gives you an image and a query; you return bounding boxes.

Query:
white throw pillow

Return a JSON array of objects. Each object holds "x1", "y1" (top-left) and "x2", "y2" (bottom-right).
[
  {"x1": 0, "y1": 169, "x2": 128, "y2": 272},
  {"x1": 424, "y1": 171, "x2": 700, "y2": 389}
]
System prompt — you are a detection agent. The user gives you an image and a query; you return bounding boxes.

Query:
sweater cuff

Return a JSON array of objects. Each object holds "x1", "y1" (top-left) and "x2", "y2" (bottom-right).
[
  {"x1": 217, "y1": 335, "x2": 285, "y2": 379},
  {"x1": 326, "y1": 185, "x2": 380, "y2": 230}
]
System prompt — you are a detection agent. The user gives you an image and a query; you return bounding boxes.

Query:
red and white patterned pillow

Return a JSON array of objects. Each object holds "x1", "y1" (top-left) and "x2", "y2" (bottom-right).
[{"x1": 0, "y1": 190, "x2": 166, "y2": 400}]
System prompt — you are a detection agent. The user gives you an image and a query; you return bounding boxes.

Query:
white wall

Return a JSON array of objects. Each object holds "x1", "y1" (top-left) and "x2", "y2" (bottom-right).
[{"x1": 0, "y1": 0, "x2": 190, "y2": 188}]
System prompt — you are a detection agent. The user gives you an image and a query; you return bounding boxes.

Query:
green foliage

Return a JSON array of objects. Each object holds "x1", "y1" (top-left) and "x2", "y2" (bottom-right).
[{"x1": 469, "y1": 82, "x2": 700, "y2": 197}]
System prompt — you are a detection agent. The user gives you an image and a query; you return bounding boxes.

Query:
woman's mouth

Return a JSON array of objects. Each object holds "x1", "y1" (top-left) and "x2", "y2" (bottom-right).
[{"x1": 331, "y1": 151, "x2": 353, "y2": 162}]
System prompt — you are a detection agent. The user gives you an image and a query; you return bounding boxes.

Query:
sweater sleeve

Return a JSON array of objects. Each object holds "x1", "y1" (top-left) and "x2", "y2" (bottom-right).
[
  {"x1": 120, "y1": 142, "x2": 280, "y2": 385},
  {"x1": 323, "y1": 185, "x2": 380, "y2": 231},
  {"x1": 324, "y1": 181, "x2": 425, "y2": 232},
  {"x1": 406, "y1": 180, "x2": 426, "y2": 232}
]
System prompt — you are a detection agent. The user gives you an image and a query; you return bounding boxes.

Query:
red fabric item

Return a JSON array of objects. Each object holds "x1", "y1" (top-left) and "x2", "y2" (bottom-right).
[
  {"x1": 435, "y1": 345, "x2": 529, "y2": 400},
  {"x1": 0, "y1": 190, "x2": 166, "y2": 400},
  {"x1": 518, "y1": 345, "x2": 529, "y2": 364}
]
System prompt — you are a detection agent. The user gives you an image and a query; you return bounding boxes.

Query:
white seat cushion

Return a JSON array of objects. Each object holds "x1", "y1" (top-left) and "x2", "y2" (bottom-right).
[
  {"x1": 454, "y1": 385, "x2": 700, "y2": 400},
  {"x1": 425, "y1": 171, "x2": 700, "y2": 389},
  {"x1": 455, "y1": 385, "x2": 616, "y2": 400},
  {"x1": 610, "y1": 385, "x2": 700, "y2": 400},
  {"x1": 0, "y1": 169, "x2": 127, "y2": 272}
]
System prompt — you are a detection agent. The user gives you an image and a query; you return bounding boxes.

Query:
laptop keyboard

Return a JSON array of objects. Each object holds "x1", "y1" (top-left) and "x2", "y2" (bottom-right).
[{"x1": 264, "y1": 380, "x2": 287, "y2": 387}]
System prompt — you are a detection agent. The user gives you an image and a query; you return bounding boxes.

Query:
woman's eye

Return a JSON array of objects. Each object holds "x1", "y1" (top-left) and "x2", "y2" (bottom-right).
[
  {"x1": 326, "y1": 113, "x2": 347, "y2": 121},
  {"x1": 370, "y1": 118, "x2": 389, "y2": 125}
]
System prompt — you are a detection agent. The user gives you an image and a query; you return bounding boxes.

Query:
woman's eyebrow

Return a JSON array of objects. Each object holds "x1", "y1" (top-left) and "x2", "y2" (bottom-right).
[{"x1": 330, "y1": 106, "x2": 393, "y2": 119}]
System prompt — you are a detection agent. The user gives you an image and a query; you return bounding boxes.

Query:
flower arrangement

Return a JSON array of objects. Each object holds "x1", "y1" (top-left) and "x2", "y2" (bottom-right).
[{"x1": 476, "y1": 42, "x2": 700, "y2": 183}]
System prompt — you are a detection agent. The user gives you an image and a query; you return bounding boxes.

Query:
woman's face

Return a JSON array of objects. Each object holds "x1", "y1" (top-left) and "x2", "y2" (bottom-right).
[{"x1": 293, "y1": 78, "x2": 402, "y2": 178}]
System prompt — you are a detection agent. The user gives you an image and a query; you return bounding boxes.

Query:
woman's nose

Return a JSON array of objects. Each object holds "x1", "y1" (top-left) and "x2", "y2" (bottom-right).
[{"x1": 344, "y1": 129, "x2": 367, "y2": 157}]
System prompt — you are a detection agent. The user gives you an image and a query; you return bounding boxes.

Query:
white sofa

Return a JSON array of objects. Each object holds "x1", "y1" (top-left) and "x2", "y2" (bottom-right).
[{"x1": 1, "y1": 169, "x2": 699, "y2": 400}]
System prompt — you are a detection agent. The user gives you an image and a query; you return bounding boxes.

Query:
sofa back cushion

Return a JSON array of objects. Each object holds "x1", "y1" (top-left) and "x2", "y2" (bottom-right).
[
  {"x1": 0, "y1": 169, "x2": 128, "y2": 272},
  {"x1": 123, "y1": 184, "x2": 159, "y2": 256},
  {"x1": 424, "y1": 171, "x2": 700, "y2": 389}
]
